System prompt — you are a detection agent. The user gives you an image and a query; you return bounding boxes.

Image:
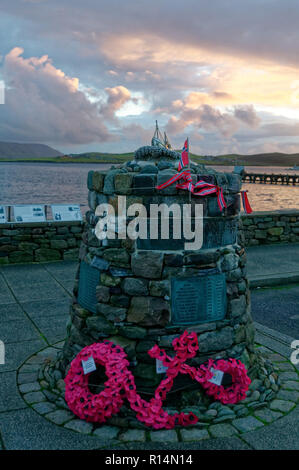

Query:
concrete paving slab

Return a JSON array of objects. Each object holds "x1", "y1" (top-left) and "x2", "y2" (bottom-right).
[
  {"x1": 10, "y1": 281, "x2": 70, "y2": 302},
  {"x1": 1, "y1": 265, "x2": 50, "y2": 283},
  {"x1": 31, "y1": 315, "x2": 68, "y2": 343},
  {"x1": 246, "y1": 243, "x2": 299, "y2": 287},
  {"x1": 3, "y1": 271, "x2": 53, "y2": 287},
  {"x1": 106, "y1": 437, "x2": 252, "y2": 450},
  {"x1": 20, "y1": 298, "x2": 71, "y2": 318},
  {"x1": 0, "y1": 408, "x2": 108, "y2": 450},
  {"x1": 42, "y1": 261, "x2": 77, "y2": 280},
  {"x1": 246, "y1": 243, "x2": 299, "y2": 277},
  {"x1": 242, "y1": 405, "x2": 299, "y2": 450},
  {"x1": 0, "y1": 277, "x2": 15, "y2": 305},
  {"x1": 251, "y1": 285, "x2": 299, "y2": 338},
  {"x1": 0, "y1": 319, "x2": 42, "y2": 344},
  {"x1": 56, "y1": 279, "x2": 75, "y2": 295},
  {"x1": 0, "y1": 303, "x2": 27, "y2": 322},
  {"x1": 0, "y1": 372, "x2": 27, "y2": 413},
  {"x1": 0, "y1": 339, "x2": 46, "y2": 373},
  {"x1": 254, "y1": 322, "x2": 297, "y2": 360}
]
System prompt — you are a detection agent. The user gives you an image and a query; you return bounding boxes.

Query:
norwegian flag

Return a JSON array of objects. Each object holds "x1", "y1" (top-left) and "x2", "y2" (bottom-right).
[{"x1": 178, "y1": 138, "x2": 189, "y2": 171}]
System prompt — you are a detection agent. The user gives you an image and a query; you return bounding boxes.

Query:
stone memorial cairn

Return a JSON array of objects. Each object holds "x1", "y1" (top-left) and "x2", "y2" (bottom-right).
[{"x1": 50, "y1": 146, "x2": 279, "y2": 427}]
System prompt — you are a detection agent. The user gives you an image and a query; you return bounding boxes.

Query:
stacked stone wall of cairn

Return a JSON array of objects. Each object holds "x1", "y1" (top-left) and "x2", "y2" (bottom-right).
[{"x1": 57, "y1": 156, "x2": 266, "y2": 409}]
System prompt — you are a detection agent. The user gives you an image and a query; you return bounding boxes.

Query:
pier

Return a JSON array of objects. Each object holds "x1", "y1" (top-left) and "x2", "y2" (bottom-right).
[{"x1": 242, "y1": 172, "x2": 299, "y2": 185}]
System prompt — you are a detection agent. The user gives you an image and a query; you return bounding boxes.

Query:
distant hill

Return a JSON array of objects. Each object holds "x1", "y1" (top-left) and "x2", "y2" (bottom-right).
[
  {"x1": 211, "y1": 152, "x2": 299, "y2": 167},
  {"x1": 0, "y1": 146, "x2": 299, "y2": 167},
  {"x1": 0, "y1": 141, "x2": 63, "y2": 159},
  {"x1": 67, "y1": 151, "x2": 299, "y2": 167}
]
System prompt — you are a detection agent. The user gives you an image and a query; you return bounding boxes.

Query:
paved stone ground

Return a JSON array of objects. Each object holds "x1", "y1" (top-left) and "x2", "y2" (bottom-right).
[
  {"x1": 247, "y1": 243, "x2": 299, "y2": 287},
  {"x1": 251, "y1": 285, "x2": 299, "y2": 338},
  {"x1": 0, "y1": 256, "x2": 298, "y2": 450}
]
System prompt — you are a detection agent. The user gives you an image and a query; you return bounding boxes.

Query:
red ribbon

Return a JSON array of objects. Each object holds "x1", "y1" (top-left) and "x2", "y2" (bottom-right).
[
  {"x1": 241, "y1": 190, "x2": 253, "y2": 214},
  {"x1": 156, "y1": 169, "x2": 227, "y2": 212}
]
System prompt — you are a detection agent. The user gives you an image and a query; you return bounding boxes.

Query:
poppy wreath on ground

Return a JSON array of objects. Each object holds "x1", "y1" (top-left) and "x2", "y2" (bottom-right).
[{"x1": 64, "y1": 331, "x2": 251, "y2": 429}]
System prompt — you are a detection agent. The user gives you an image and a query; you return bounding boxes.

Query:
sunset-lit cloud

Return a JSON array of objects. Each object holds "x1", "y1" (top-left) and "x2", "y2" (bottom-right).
[{"x1": 0, "y1": 0, "x2": 299, "y2": 155}]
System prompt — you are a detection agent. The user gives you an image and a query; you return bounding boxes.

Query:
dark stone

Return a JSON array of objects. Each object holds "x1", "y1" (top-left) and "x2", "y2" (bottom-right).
[
  {"x1": 133, "y1": 174, "x2": 156, "y2": 195},
  {"x1": 156, "y1": 171, "x2": 178, "y2": 195},
  {"x1": 227, "y1": 173, "x2": 242, "y2": 192},
  {"x1": 100, "y1": 273, "x2": 121, "y2": 287},
  {"x1": 86, "y1": 315, "x2": 117, "y2": 335},
  {"x1": 103, "y1": 248, "x2": 130, "y2": 267},
  {"x1": 92, "y1": 171, "x2": 105, "y2": 192},
  {"x1": 91, "y1": 256, "x2": 110, "y2": 271},
  {"x1": 95, "y1": 285, "x2": 110, "y2": 303},
  {"x1": 157, "y1": 160, "x2": 174, "y2": 170},
  {"x1": 164, "y1": 253, "x2": 184, "y2": 266},
  {"x1": 122, "y1": 278, "x2": 148, "y2": 296},
  {"x1": 118, "y1": 326, "x2": 147, "y2": 339},
  {"x1": 110, "y1": 295, "x2": 130, "y2": 308},
  {"x1": 109, "y1": 267, "x2": 133, "y2": 277},
  {"x1": 109, "y1": 286, "x2": 122, "y2": 295},
  {"x1": 226, "y1": 194, "x2": 241, "y2": 216},
  {"x1": 140, "y1": 165, "x2": 158, "y2": 174},
  {"x1": 198, "y1": 327, "x2": 234, "y2": 352},
  {"x1": 96, "y1": 303, "x2": 127, "y2": 322},
  {"x1": 184, "y1": 251, "x2": 219, "y2": 266},
  {"x1": 127, "y1": 296, "x2": 170, "y2": 327},
  {"x1": 197, "y1": 174, "x2": 216, "y2": 185},
  {"x1": 114, "y1": 173, "x2": 133, "y2": 195},
  {"x1": 87, "y1": 171, "x2": 94, "y2": 190},
  {"x1": 136, "y1": 341, "x2": 156, "y2": 352},
  {"x1": 149, "y1": 280, "x2": 170, "y2": 297},
  {"x1": 103, "y1": 169, "x2": 125, "y2": 195},
  {"x1": 131, "y1": 251, "x2": 164, "y2": 279}
]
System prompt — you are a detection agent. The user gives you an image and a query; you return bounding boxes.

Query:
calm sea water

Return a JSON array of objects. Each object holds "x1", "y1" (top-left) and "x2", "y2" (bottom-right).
[{"x1": 1, "y1": 162, "x2": 299, "y2": 213}]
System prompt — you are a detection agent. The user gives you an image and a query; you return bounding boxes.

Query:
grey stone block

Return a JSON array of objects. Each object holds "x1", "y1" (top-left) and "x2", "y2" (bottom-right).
[
  {"x1": 232, "y1": 416, "x2": 264, "y2": 433},
  {"x1": 269, "y1": 399, "x2": 295, "y2": 413},
  {"x1": 45, "y1": 409, "x2": 74, "y2": 425},
  {"x1": 150, "y1": 429, "x2": 178, "y2": 442},
  {"x1": 64, "y1": 420, "x2": 93, "y2": 434},
  {"x1": 209, "y1": 423, "x2": 238, "y2": 438},
  {"x1": 180, "y1": 428, "x2": 209, "y2": 442},
  {"x1": 119, "y1": 429, "x2": 146, "y2": 442}
]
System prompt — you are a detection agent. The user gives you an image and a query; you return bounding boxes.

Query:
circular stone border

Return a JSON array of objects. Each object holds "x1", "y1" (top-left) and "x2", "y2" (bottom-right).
[{"x1": 17, "y1": 342, "x2": 299, "y2": 446}]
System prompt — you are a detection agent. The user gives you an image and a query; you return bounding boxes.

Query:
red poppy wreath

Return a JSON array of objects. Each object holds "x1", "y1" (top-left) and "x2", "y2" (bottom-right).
[{"x1": 64, "y1": 331, "x2": 251, "y2": 429}]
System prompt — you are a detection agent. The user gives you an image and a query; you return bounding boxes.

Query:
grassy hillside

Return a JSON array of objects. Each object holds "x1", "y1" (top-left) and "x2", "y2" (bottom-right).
[
  {"x1": 0, "y1": 141, "x2": 63, "y2": 158},
  {"x1": 1, "y1": 150, "x2": 299, "y2": 167}
]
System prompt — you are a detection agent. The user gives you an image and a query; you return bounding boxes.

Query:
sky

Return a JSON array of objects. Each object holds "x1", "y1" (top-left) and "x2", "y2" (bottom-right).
[{"x1": 0, "y1": 0, "x2": 299, "y2": 156}]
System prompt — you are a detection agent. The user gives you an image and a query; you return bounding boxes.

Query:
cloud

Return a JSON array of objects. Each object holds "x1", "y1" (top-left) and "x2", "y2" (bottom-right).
[
  {"x1": 0, "y1": 47, "x2": 112, "y2": 144},
  {"x1": 101, "y1": 85, "x2": 131, "y2": 120},
  {"x1": 1, "y1": 1, "x2": 299, "y2": 154},
  {"x1": 165, "y1": 101, "x2": 261, "y2": 140},
  {"x1": 234, "y1": 105, "x2": 261, "y2": 128}
]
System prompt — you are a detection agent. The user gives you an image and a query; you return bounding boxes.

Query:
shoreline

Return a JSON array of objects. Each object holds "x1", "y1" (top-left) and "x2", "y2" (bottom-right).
[{"x1": 0, "y1": 158, "x2": 297, "y2": 167}]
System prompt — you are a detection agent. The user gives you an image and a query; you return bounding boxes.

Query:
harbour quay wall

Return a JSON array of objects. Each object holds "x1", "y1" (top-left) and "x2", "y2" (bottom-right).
[
  {"x1": 241, "y1": 210, "x2": 299, "y2": 246},
  {"x1": 1, "y1": 210, "x2": 299, "y2": 264},
  {"x1": 0, "y1": 221, "x2": 84, "y2": 264}
]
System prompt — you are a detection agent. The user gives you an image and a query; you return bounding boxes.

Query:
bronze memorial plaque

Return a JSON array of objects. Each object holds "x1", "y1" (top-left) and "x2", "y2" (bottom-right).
[{"x1": 171, "y1": 271, "x2": 227, "y2": 325}]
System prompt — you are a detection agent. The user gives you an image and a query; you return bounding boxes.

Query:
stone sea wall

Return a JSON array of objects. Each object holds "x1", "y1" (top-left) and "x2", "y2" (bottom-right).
[
  {"x1": 0, "y1": 221, "x2": 83, "y2": 264},
  {"x1": 241, "y1": 210, "x2": 299, "y2": 246}
]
